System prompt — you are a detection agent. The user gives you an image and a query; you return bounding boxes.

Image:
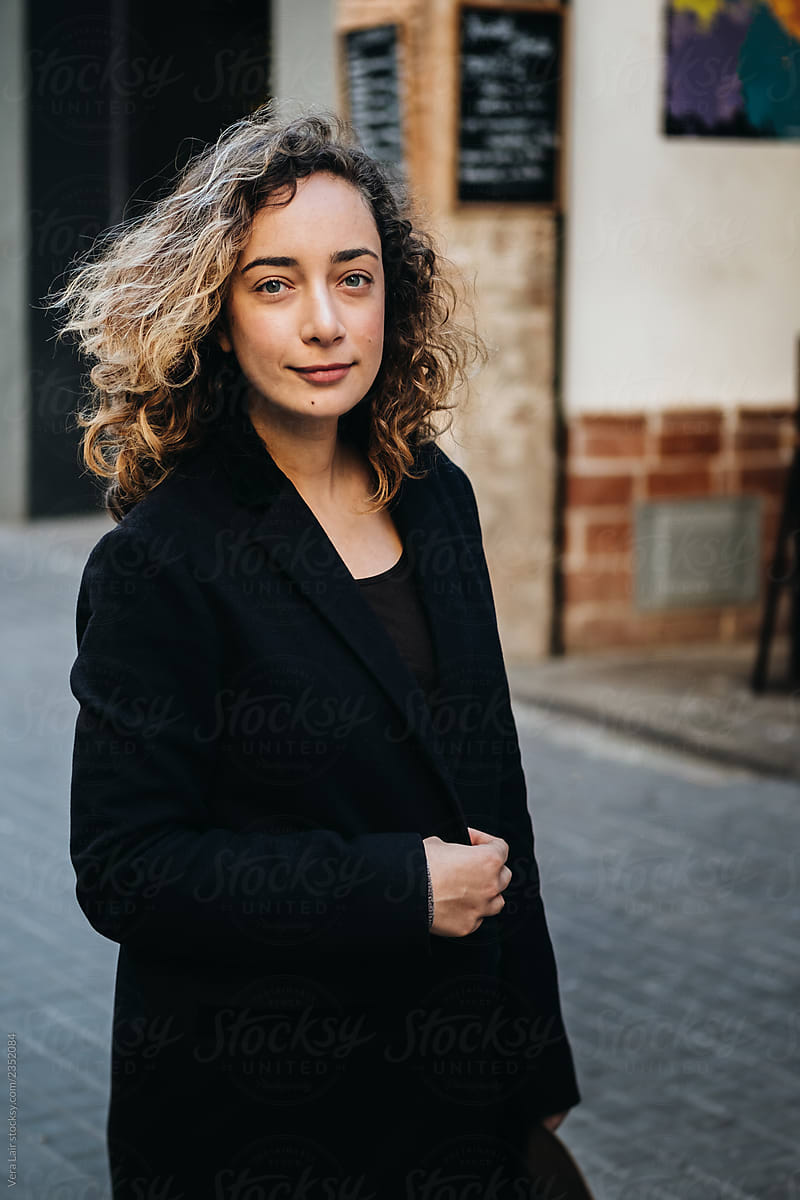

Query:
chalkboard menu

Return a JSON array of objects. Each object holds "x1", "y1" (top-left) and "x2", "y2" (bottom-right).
[
  {"x1": 458, "y1": 6, "x2": 564, "y2": 204},
  {"x1": 343, "y1": 25, "x2": 406, "y2": 176}
]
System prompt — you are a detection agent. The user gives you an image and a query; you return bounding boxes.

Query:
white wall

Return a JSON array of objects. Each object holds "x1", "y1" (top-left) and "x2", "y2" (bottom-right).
[
  {"x1": 272, "y1": 0, "x2": 337, "y2": 113},
  {"x1": 563, "y1": 0, "x2": 800, "y2": 415}
]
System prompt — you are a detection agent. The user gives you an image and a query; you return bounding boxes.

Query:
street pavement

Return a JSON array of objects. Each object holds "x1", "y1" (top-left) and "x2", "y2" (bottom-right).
[{"x1": 1, "y1": 513, "x2": 798, "y2": 1199}]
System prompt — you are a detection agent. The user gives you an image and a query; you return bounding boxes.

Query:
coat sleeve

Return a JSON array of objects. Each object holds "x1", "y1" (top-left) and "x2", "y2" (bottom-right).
[
  {"x1": 69, "y1": 521, "x2": 432, "y2": 967},
  {"x1": 451, "y1": 463, "x2": 582, "y2": 1124}
]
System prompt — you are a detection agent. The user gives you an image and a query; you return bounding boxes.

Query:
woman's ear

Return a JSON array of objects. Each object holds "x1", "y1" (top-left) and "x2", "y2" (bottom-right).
[
  {"x1": 215, "y1": 303, "x2": 233, "y2": 353},
  {"x1": 216, "y1": 323, "x2": 233, "y2": 354}
]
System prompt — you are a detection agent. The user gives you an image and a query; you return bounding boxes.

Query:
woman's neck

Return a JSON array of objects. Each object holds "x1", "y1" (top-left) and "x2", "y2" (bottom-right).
[{"x1": 246, "y1": 393, "x2": 367, "y2": 513}]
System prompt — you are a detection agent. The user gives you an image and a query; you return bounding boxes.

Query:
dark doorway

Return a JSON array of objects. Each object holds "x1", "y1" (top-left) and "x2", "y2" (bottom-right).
[{"x1": 27, "y1": 0, "x2": 271, "y2": 516}]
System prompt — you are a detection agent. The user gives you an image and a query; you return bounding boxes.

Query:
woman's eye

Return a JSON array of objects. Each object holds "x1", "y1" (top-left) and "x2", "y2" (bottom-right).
[
  {"x1": 256, "y1": 279, "x2": 287, "y2": 295},
  {"x1": 256, "y1": 273, "x2": 371, "y2": 295}
]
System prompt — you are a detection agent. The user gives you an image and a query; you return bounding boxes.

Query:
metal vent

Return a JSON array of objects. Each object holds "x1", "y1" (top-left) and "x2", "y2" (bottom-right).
[{"x1": 634, "y1": 497, "x2": 762, "y2": 610}]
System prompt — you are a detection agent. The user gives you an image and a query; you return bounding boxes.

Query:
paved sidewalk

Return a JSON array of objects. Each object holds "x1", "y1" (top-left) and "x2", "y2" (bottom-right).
[{"x1": 508, "y1": 638, "x2": 800, "y2": 782}]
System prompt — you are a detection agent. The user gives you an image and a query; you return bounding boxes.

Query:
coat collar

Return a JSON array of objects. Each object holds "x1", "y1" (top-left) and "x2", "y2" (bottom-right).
[{"x1": 209, "y1": 405, "x2": 474, "y2": 842}]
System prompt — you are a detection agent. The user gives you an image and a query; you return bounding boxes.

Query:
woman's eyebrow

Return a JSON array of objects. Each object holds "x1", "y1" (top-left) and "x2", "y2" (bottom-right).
[{"x1": 241, "y1": 247, "x2": 380, "y2": 274}]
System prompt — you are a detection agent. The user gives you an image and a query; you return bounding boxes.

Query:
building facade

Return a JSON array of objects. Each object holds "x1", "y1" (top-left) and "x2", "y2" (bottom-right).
[{"x1": 3, "y1": 0, "x2": 797, "y2": 663}]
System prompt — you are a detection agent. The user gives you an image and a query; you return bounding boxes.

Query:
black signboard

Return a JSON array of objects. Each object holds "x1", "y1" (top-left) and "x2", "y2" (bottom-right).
[
  {"x1": 458, "y1": 5, "x2": 563, "y2": 204},
  {"x1": 343, "y1": 24, "x2": 405, "y2": 175}
]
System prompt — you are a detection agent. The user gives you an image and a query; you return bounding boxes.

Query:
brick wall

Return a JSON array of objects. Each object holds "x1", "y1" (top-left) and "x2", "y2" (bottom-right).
[{"x1": 562, "y1": 406, "x2": 796, "y2": 651}]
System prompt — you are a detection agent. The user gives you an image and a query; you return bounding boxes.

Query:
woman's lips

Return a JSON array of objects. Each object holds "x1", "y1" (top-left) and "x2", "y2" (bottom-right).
[{"x1": 291, "y1": 365, "x2": 352, "y2": 384}]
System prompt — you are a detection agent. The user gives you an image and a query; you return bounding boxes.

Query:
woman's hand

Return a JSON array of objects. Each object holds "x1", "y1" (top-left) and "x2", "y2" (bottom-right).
[{"x1": 423, "y1": 826, "x2": 512, "y2": 937}]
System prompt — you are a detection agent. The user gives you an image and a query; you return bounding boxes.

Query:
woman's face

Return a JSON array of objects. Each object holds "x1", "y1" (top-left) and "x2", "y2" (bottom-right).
[{"x1": 218, "y1": 171, "x2": 385, "y2": 425}]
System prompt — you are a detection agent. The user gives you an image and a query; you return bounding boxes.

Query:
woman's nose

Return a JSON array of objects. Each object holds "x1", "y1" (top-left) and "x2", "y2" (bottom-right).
[{"x1": 300, "y1": 284, "x2": 345, "y2": 343}]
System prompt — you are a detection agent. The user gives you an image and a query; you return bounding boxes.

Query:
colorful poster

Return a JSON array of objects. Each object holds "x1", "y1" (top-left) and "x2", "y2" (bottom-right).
[{"x1": 665, "y1": 0, "x2": 800, "y2": 136}]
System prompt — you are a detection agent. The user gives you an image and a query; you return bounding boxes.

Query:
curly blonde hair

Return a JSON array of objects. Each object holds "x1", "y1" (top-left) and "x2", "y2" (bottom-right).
[{"x1": 49, "y1": 102, "x2": 487, "y2": 521}]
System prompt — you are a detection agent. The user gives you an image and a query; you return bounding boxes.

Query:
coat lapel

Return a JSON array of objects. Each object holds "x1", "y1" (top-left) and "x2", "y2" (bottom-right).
[{"x1": 210, "y1": 408, "x2": 473, "y2": 842}]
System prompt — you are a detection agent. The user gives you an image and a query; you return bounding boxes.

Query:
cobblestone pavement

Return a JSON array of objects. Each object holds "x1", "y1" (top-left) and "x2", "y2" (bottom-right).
[
  {"x1": 1, "y1": 515, "x2": 798, "y2": 1199},
  {"x1": 515, "y1": 706, "x2": 799, "y2": 1200}
]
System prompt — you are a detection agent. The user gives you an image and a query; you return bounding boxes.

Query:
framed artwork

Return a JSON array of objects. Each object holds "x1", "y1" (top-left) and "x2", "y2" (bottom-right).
[{"x1": 665, "y1": 0, "x2": 800, "y2": 137}]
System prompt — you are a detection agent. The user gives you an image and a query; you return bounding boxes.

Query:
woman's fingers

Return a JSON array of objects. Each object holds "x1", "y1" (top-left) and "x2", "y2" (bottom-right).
[
  {"x1": 426, "y1": 832, "x2": 513, "y2": 937},
  {"x1": 467, "y1": 827, "x2": 509, "y2": 857}
]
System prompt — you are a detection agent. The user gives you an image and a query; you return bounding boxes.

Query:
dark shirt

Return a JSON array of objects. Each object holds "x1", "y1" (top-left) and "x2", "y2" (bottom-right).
[
  {"x1": 354, "y1": 545, "x2": 437, "y2": 929},
  {"x1": 354, "y1": 546, "x2": 438, "y2": 702}
]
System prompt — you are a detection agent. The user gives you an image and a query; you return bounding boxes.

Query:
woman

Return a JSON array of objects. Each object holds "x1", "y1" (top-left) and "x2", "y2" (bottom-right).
[{"x1": 56, "y1": 105, "x2": 581, "y2": 1198}]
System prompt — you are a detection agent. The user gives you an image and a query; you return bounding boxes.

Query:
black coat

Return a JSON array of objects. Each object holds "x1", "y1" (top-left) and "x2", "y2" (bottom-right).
[{"x1": 69, "y1": 404, "x2": 581, "y2": 1199}]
